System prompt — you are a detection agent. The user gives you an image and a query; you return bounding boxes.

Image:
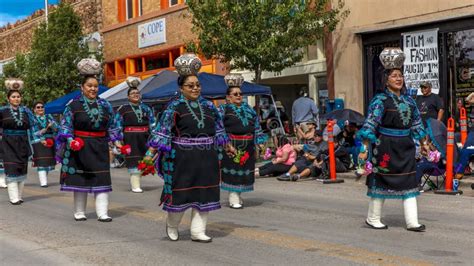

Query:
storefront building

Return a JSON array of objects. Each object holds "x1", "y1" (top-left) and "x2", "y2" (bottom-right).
[
  {"x1": 101, "y1": 0, "x2": 226, "y2": 87},
  {"x1": 332, "y1": 0, "x2": 474, "y2": 117}
]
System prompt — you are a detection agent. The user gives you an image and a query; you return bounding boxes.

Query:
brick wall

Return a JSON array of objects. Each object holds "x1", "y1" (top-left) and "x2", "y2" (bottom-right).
[
  {"x1": 0, "y1": 0, "x2": 102, "y2": 61},
  {"x1": 103, "y1": 7, "x2": 194, "y2": 62}
]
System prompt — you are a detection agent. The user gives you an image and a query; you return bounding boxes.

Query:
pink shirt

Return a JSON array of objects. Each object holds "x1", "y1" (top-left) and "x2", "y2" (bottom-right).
[{"x1": 275, "y1": 144, "x2": 296, "y2": 165}]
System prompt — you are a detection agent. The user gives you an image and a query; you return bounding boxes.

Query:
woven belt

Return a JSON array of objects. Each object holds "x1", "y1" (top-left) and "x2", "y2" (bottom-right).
[
  {"x1": 229, "y1": 134, "x2": 253, "y2": 140},
  {"x1": 379, "y1": 127, "x2": 410, "y2": 137},
  {"x1": 74, "y1": 130, "x2": 106, "y2": 137},
  {"x1": 3, "y1": 129, "x2": 27, "y2": 136},
  {"x1": 124, "y1": 126, "x2": 149, "y2": 132},
  {"x1": 172, "y1": 137, "x2": 214, "y2": 145}
]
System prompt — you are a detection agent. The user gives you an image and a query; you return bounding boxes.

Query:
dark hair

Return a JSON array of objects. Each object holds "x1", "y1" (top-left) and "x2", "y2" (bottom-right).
[
  {"x1": 277, "y1": 135, "x2": 290, "y2": 147},
  {"x1": 33, "y1": 100, "x2": 44, "y2": 109},
  {"x1": 127, "y1": 87, "x2": 139, "y2": 96},
  {"x1": 226, "y1": 86, "x2": 240, "y2": 95},
  {"x1": 7, "y1": 89, "x2": 21, "y2": 98},
  {"x1": 81, "y1": 75, "x2": 98, "y2": 86},
  {"x1": 177, "y1": 75, "x2": 197, "y2": 87}
]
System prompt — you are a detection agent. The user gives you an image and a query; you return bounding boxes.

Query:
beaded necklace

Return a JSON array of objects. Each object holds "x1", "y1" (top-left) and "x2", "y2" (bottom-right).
[
  {"x1": 36, "y1": 115, "x2": 48, "y2": 129},
  {"x1": 129, "y1": 103, "x2": 143, "y2": 123},
  {"x1": 82, "y1": 96, "x2": 103, "y2": 128},
  {"x1": 229, "y1": 104, "x2": 251, "y2": 127},
  {"x1": 388, "y1": 91, "x2": 411, "y2": 126},
  {"x1": 184, "y1": 99, "x2": 205, "y2": 129},
  {"x1": 9, "y1": 105, "x2": 23, "y2": 127}
]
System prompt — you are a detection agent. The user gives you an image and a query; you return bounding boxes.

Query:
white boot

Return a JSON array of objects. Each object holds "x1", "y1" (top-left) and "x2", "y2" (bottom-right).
[
  {"x1": 238, "y1": 192, "x2": 243, "y2": 205},
  {"x1": 73, "y1": 192, "x2": 88, "y2": 221},
  {"x1": 7, "y1": 181, "x2": 20, "y2": 204},
  {"x1": 366, "y1": 198, "x2": 388, "y2": 229},
  {"x1": 18, "y1": 181, "x2": 24, "y2": 202},
  {"x1": 0, "y1": 173, "x2": 7, "y2": 188},
  {"x1": 190, "y1": 209, "x2": 212, "y2": 243},
  {"x1": 130, "y1": 174, "x2": 143, "y2": 193},
  {"x1": 95, "y1": 192, "x2": 112, "y2": 222},
  {"x1": 38, "y1": 171, "x2": 48, "y2": 187},
  {"x1": 229, "y1": 192, "x2": 242, "y2": 209},
  {"x1": 404, "y1": 197, "x2": 425, "y2": 231},
  {"x1": 166, "y1": 212, "x2": 185, "y2": 241}
]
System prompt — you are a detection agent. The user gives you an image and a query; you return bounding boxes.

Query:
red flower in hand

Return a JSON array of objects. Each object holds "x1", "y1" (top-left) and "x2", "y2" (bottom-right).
[
  {"x1": 379, "y1": 161, "x2": 388, "y2": 168},
  {"x1": 239, "y1": 151, "x2": 250, "y2": 166},
  {"x1": 120, "y1": 144, "x2": 132, "y2": 155},
  {"x1": 137, "y1": 162, "x2": 147, "y2": 171},
  {"x1": 44, "y1": 138, "x2": 54, "y2": 148},
  {"x1": 70, "y1": 137, "x2": 85, "y2": 151}
]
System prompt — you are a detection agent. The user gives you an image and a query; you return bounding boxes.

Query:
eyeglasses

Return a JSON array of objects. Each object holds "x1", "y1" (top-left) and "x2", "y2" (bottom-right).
[
  {"x1": 230, "y1": 92, "x2": 242, "y2": 97},
  {"x1": 129, "y1": 92, "x2": 140, "y2": 95},
  {"x1": 36, "y1": 106, "x2": 44, "y2": 109},
  {"x1": 183, "y1": 83, "x2": 201, "y2": 89}
]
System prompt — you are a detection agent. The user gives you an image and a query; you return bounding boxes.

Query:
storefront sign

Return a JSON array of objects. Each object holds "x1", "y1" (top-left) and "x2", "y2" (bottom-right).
[
  {"x1": 402, "y1": 29, "x2": 440, "y2": 94},
  {"x1": 138, "y1": 18, "x2": 166, "y2": 48}
]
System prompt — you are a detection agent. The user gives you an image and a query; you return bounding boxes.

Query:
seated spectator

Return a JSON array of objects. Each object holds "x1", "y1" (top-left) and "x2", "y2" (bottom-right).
[
  {"x1": 314, "y1": 137, "x2": 352, "y2": 179},
  {"x1": 293, "y1": 129, "x2": 327, "y2": 153},
  {"x1": 256, "y1": 135, "x2": 296, "y2": 177},
  {"x1": 295, "y1": 121, "x2": 317, "y2": 143},
  {"x1": 340, "y1": 121, "x2": 360, "y2": 168},
  {"x1": 277, "y1": 144, "x2": 319, "y2": 181},
  {"x1": 416, "y1": 136, "x2": 442, "y2": 185}
]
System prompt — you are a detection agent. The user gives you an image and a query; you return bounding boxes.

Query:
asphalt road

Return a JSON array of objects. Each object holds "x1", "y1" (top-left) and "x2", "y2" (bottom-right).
[{"x1": 1, "y1": 167, "x2": 473, "y2": 265}]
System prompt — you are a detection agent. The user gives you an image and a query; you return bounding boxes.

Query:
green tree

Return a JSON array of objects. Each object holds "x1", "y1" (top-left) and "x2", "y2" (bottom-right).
[
  {"x1": 0, "y1": 53, "x2": 28, "y2": 104},
  {"x1": 186, "y1": 0, "x2": 348, "y2": 83},
  {"x1": 24, "y1": 3, "x2": 98, "y2": 105}
]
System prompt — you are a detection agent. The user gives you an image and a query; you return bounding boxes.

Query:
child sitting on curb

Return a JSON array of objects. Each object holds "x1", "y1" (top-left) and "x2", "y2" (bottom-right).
[{"x1": 277, "y1": 144, "x2": 319, "y2": 181}]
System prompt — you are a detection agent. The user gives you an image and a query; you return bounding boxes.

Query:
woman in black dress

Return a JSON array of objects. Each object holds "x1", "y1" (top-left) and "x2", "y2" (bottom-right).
[
  {"x1": 32, "y1": 101, "x2": 58, "y2": 187},
  {"x1": 220, "y1": 74, "x2": 267, "y2": 209},
  {"x1": 145, "y1": 54, "x2": 232, "y2": 243},
  {"x1": 1, "y1": 78, "x2": 44, "y2": 204},
  {"x1": 57, "y1": 58, "x2": 122, "y2": 222},
  {"x1": 116, "y1": 77, "x2": 155, "y2": 193},
  {"x1": 0, "y1": 127, "x2": 5, "y2": 188},
  {"x1": 358, "y1": 48, "x2": 426, "y2": 231}
]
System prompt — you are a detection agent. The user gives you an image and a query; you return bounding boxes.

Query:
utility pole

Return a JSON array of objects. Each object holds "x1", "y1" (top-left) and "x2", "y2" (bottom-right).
[{"x1": 44, "y1": 0, "x2": 49, "y2": 24}]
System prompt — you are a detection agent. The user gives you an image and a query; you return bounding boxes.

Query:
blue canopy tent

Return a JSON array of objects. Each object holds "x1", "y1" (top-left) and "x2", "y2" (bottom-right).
[
  {"x1": 142, "y1": 72, "x2": 283, "y2": 133},
  {"x1": 142, "y1": 72, "x2": 271, "y2": 99},
  {"x1": 45, "y1": 85, "x2": 108, "y2": 114}
]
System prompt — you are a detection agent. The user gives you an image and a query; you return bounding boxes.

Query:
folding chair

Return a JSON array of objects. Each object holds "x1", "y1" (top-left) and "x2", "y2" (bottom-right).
[{"x1": 418, "y1": 162, "x2": 445, "y2": 192}]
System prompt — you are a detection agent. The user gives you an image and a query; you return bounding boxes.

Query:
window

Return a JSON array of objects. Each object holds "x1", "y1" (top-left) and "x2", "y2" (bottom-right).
[
  {"x1": 169, "y1": 0, "x2": 178, "y2": 6},
  {"x1": 146, "y1": 54, "x2": 170, "y2": 71},
  {"x1": 119, "y1": 0, "x2": 142, "y2": 22},
  {"x1": 135, "y1": 57, "x2": 144, "y2": 73}
]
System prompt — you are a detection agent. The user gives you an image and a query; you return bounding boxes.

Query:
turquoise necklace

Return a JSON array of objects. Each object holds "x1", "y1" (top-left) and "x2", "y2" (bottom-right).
[
  {"x1": 129, "y1": 103, "x2": 143, "y2": 123},
  {"x1": 184, "y1": 99, "x2": 205, "y2": 129},
  {"x1": 82, "y1": 96, "x2": 103, "y2": 128},
  {"x1": 229, "y1": 104, "x2": 251, "y2": 127},
  {"x1": 36, "y1": 115, "x2": 48, "y2": 129},
  {"x1": 389, "y1": 93, "x2": 411, "y2": 126},
  {"x1": 9, "y1": 106, "x2": 24, "y2": 127}
]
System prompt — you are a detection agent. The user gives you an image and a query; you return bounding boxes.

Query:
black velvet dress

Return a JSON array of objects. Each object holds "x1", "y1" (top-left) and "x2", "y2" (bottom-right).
[
  {"x1": 358, "y1": 90, "x2": 426, "y2": 199},
  {"x1": 57, "y1": 97, "x2": 121, "y2": 193},
  {"x1": 148, "y1": 96, "x2": 228, "y2": 213},
  {"x1": 219, "y1": 103, "x2": 267, "y2": 193},
  {"x1": 117, "y1": 103, "x2": 155, "y2": 174},
  {"x1": 0, "y1": 106, "x2": 41, "y2": 182},
  {"x1": 32, "y1": 114, "x2": 57, "y2": 172}
]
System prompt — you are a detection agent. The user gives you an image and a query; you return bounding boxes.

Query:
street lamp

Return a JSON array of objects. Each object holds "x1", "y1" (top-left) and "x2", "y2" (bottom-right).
[{"x1": 87, "y1": 37, "x2": 100, "y2": 58}]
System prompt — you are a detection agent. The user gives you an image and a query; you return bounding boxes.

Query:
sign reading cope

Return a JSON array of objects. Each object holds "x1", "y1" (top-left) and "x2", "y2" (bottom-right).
[{"x1": 138, "y1": 18, "x2": 167, "y2": 48}]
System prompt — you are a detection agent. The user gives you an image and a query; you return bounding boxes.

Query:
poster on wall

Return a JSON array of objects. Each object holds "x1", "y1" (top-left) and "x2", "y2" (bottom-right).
[
  {"x1": 402, "y1": 28, "x2": 440, "y2": 94},
  {"x1": 138, "y1": 18, "x2": 166, "y2": 49}
]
